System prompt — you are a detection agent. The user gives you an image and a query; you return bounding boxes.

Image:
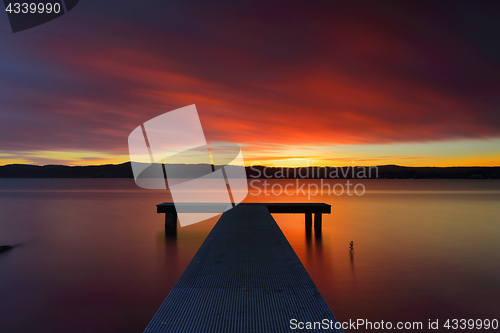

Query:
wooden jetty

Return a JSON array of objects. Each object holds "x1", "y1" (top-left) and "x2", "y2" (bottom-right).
[
  {"x1": 145, "y1": 203, "x2": 342, "y2": 332},
  {"x1": 157, "y1": 202, "x2": 330, "y2": 231}
]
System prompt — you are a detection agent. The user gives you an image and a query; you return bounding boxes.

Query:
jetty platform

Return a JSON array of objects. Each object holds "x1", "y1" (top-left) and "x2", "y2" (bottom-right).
[
  {"x1": 157, "y1": 202, "x2": 330, "y2": 230},
  {"x1": 145, "y1": 203, "x2": 342, "y2": 333}
]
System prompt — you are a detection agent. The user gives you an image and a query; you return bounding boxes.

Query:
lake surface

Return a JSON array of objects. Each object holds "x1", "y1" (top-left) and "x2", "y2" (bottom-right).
[{"x1": 0, "y1": 179, "x2": 499, "y2": 332}]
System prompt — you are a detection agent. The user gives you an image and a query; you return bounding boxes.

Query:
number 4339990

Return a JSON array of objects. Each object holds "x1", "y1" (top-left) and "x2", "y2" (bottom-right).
[{"x1": 6, "y1": 2, "x2": 62, "y2": 14}]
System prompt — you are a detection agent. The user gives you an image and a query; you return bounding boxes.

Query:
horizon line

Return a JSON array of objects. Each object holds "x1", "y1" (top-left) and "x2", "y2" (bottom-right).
[{"x1": 1, "y1": 163, "x2": 500, "y2": 169}]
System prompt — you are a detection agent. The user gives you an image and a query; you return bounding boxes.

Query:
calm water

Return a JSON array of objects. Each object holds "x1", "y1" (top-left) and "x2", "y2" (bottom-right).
[{"x1": 0, "y1": 179, "x2": 499, "y2": 332}]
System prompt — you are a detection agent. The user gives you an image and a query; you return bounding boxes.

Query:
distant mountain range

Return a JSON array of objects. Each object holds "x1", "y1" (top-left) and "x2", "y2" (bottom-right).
[{"x1": 0, "y1": 163, "x2": 499, "y2": 179}]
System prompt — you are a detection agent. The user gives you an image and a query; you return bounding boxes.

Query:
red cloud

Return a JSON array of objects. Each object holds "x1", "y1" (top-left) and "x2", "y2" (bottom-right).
[{"x1": 0, "y1": 1, "x2": 498, "y2": 164}]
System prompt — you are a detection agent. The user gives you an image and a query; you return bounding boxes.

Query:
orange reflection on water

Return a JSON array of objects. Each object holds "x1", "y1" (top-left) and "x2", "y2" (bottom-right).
[{"x1": 249, "y1": 179, "x2": 500, "y2": 329}]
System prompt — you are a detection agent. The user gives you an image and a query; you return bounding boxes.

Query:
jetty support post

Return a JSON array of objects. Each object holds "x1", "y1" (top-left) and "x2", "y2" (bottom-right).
[
  {"x1": 305, "y1": 213, "x2": 313, "y2": 227},
  {"x1": 314, "y1": 212, "x2": 323, "y2": 236},
  {"x1": 165, "y1": 211, "x2": 178, "y2": 228}
]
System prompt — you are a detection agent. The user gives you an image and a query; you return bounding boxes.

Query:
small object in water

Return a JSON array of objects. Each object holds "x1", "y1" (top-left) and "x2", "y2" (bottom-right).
[
  {"x1": 349, "y1": 241, "x2": 354, "y2": 251},
  {"x1": 0, "y1": 245, "x2": 14, "y2": 253}
]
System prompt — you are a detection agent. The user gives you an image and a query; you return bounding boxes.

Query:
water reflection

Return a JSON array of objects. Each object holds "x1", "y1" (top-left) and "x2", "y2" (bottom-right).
[
  {"x1": 305, "y1": 214, "x2": 323, "y2": 246},
  {"x1": 1, "y1": 179, "x2": 499, "y2": 333},
  {"x1": 162, "y1": 223, "x2": 178, "y2": 268},
  {"x1": 314, "y1": 218, "x2": 323, "y2": 263},
  {"x1": 349, "y1": 250, "x2": 355, "y2": 270}
]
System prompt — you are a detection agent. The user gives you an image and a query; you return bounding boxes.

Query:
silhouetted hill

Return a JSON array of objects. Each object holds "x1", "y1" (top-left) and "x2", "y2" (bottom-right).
[
  {"x1": 246, "y1": 165, "x2": 500, "y2": 179},
  {"x1": 0, "y1": 163, "x2": 134, "y2": 178},
  {"x1": 0, "y1": 163, "x2": 498, "y2": 179}
]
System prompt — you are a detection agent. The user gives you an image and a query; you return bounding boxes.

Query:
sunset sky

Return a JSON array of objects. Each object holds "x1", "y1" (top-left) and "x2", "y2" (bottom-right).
[{"x1": 0, "y1": 0, "x2": 499, "y2": 167}]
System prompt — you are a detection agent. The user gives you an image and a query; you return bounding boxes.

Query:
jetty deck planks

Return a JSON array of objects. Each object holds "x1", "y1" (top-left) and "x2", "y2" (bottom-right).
[{"x1": 145, "y1": 203, "x2": 343, "y2": 333}]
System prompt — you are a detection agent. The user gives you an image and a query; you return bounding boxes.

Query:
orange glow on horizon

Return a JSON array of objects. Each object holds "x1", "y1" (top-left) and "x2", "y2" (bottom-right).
[{"x1": 2, "y1": 138, "x2": 499, "y2": 167}]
